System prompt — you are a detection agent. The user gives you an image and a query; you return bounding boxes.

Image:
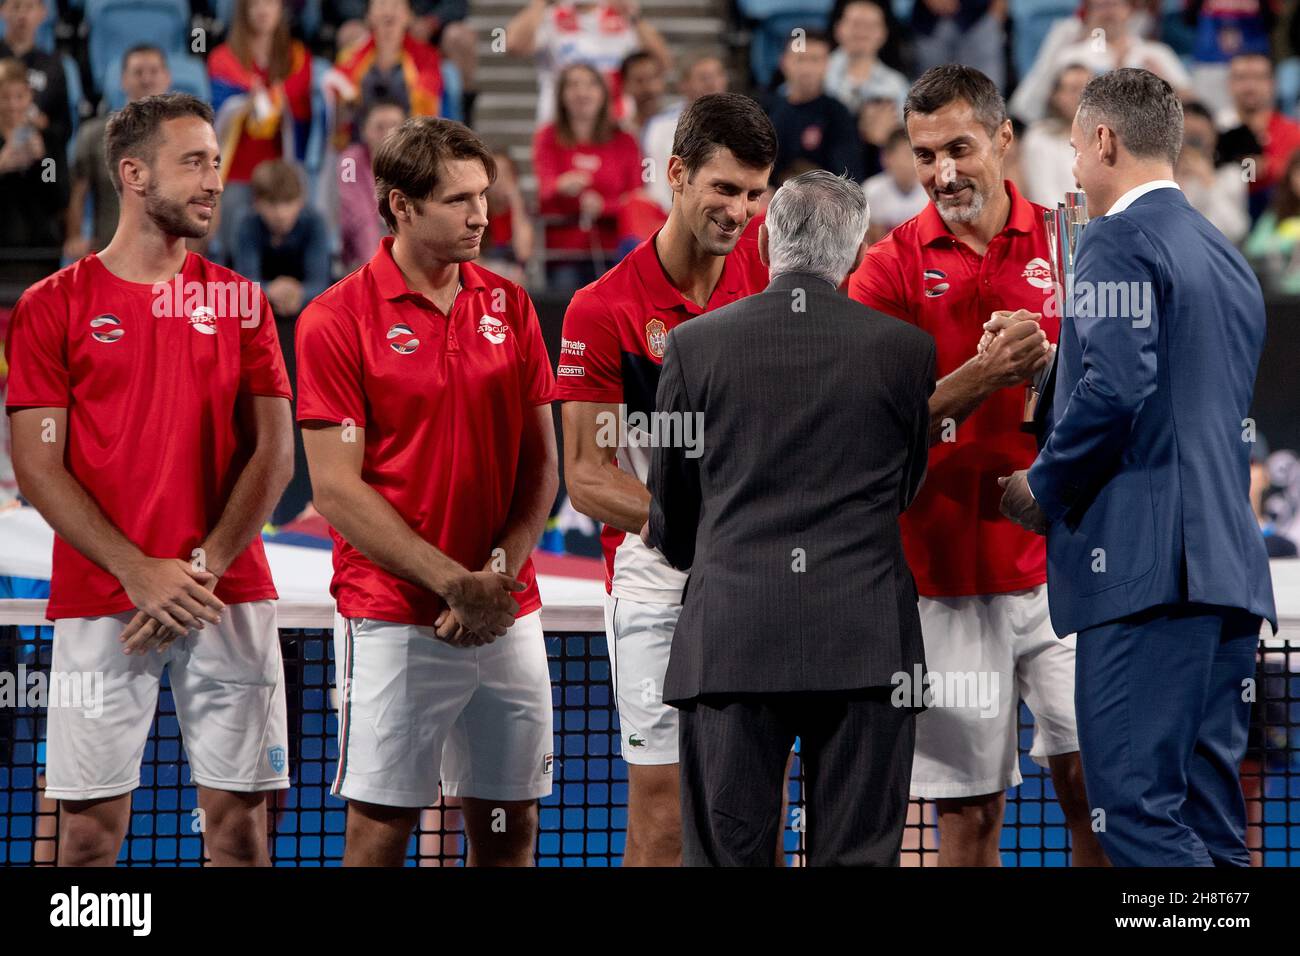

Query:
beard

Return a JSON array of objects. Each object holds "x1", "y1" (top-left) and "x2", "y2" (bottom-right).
[
  {"x1": 144, "y1": 179, "x2": 210, "y2": 239},
  {"x1": 932, "y1": 178, "x2": 987, "y2": 225}
]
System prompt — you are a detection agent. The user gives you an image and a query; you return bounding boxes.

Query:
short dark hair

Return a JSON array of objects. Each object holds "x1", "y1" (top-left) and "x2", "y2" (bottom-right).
[
  {"x1": 884, "y1": 125, "x2": 910, "y2": 151},
  {"x1": 904, "y1": 64, "x2": 1007, "y2": 138},
  {"x1": 358, "y1": 95, "x2": 407, "y2": 133},
  {"x1": 1182, "y1": 100, "x2": 1213, "y2": 125},
  {"x1": 785, "y1": 28, "x2": 832, "y2": 53},
  {"x1": 373, "y1": 116, "x2": 497, "y2": 233},
  {"x1": 1077, "y1": 68, "x2": 1183, "y2": 165},
  {"x1": 620, "y1": 49, "x2": 659, "y2": 80},
  {"x1": 121, "y1": 44, "x2": 167, "y2": 73},
  {"x1": 104, "y1": 92, "x2": 214, "y2": 194},
  {"x1": 250, "y1": 158, "x2": 304, "y2": 203},
  {"x1": 671, "y1": 92, "x2": 777, "y2": 178}
]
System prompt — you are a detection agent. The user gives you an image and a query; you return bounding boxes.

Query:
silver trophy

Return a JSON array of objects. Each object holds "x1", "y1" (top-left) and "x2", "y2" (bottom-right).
[{"x1": 1023, "y1": 190, "x2": 1090, "y2": 431}]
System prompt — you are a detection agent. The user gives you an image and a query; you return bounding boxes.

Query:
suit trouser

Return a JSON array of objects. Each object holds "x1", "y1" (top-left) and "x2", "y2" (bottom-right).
[
  {"x1": 677, "y1": 689, "x2": 915, "y2": 866},
  {"x1": 1075, "y1": 604, "x2": 1260, "y2": 867}
]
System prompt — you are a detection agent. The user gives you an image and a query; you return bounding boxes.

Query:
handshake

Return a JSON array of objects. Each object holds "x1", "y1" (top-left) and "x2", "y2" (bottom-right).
[{"x1": 975, "y1": 309, "x2": 1054, "y2": 390}]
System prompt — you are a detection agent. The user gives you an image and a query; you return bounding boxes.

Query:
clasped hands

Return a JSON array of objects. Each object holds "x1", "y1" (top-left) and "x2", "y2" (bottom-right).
[
  {"x1": 433, "y1": 564, "x2": 526, "y2": 648},
  {"x1": 982, "y1": 309, "x2": 1052, "y2": 536}
]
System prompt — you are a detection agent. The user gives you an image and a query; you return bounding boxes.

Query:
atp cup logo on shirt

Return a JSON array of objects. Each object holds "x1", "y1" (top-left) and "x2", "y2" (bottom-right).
[
  {"x1": 477, "y1": 315, "x2": 508, "y2": 345},
  {"x1": 922, "y1": 269, "x2": 949, "y2": 298},
  {"x1": 89, "y1": 314, "x2": 124, "y2": 343},
  {"x1": 1022, "y1": 257, "x2": 1054, "y2": 290},
  {"x1": 188, "y1": 306, "x2": 218, "y2": 335},
  {"x1": 387, "y1": 322, "x2": 420, "y2": 354}
]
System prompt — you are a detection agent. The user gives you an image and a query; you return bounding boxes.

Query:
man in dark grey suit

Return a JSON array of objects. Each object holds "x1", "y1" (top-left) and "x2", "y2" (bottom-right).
[{"x1": 645, "y1": 170, "x2": 936, "y2": 866}]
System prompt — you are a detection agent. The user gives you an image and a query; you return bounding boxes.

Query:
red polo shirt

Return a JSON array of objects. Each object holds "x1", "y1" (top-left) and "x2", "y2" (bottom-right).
[
  {"x1": 295, "y1": 238, "x2": 556, "y2": 625},
  {"x1": 556, "y1": 225, "x2": 768, "y2": 600},
  {"x1": 848, "y1": 180, "x2": 1057, "y2": 597}
]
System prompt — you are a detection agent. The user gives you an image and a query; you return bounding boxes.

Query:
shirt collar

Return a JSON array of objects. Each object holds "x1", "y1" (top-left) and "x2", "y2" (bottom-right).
[
  {"x1": 370, "y1": 235, "x2": 489, "y2": 302},
  {"x1": 631, "y1": 229, "x2": 748, "y2": 312},
  {"x1": 1104, "y1": 179, "x2": 1181, "y2": 217},
  {"x1": 916, "y1": 179, "x2": 1036, "y2": 248}
]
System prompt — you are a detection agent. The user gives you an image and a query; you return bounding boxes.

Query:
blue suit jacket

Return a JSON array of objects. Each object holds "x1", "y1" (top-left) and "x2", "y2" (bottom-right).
[{"x1": 1027, "y1": 187, "x2": 1277, "y2": 636}]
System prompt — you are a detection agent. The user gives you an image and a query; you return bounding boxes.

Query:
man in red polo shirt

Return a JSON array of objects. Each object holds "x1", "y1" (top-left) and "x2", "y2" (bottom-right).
[
  {"x1": 558, "y1": 92, "x2": 776, "y2": 866},
  {"x1": 296, "y1": 118, "x2": 558, "y2": 867},
  {"x1": 5, "y1": 94, "x2": 294, "y2": 866},
  {"x1": 848, "y1": 66, "x2": 1106, "y2": 866}
]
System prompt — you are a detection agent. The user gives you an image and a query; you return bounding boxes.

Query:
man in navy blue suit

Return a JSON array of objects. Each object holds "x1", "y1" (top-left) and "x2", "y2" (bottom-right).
[{"x1": 998, "y1": 68, "x2": 1277, "y2": 866}]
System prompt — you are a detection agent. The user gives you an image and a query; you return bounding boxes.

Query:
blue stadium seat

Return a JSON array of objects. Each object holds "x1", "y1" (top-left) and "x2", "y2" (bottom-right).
[
  {"x1": 84, "y1": 0, "x2": 191, "y2": 95},
  {"x1": 1008, "y1": 0, "x2": 1076, "y2": 82},
  {"x1": 101, "y1": 51, "x2": 211, "y2": 111},
  {"x1": 303, "y1": 55, "x2": 332, "y2": 179},
  {"x1": 1279, "y1": 57, "x2": 1300, "y2": 120},
  {"x1": 440, "y1": 60, "x2": 462, "y2": 123},
  {"x1": 62, "y1": 54, "x2": 83, "y2": 152},
  {"x1": 737, "y1": 0, "x2": 835, "y2": 88}
]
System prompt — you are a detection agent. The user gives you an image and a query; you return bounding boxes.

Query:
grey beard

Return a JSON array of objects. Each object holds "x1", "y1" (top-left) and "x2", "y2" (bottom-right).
[{"x1": 935, "y1": 185, "x2": 986, "y2": 225}]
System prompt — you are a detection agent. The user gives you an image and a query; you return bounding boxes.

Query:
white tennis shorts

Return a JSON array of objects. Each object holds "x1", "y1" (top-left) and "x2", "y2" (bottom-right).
[
  {"x1": 604, "y1": 595, "x2": 681, "y2": 766},
  {"x1": 909, "y1": 585, "x2": 1079, "y2": 800},
  {"x1": 44, "y1": 600, "x2": 289, "y2": 801},
  {"x1": 332, "y1": 610, "x2": 553, "y2": 807}
]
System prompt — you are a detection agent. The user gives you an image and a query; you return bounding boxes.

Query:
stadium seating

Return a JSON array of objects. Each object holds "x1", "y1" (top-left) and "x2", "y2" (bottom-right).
[
  {"x1": 84, "y1": 0, "x2": 191, "y2": 95},
  {"x1": 101, "y1": 50, "x2": 210, "y2": 111}
]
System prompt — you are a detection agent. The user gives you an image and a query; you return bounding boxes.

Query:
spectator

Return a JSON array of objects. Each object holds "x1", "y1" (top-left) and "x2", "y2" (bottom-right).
[
  {"x1": 641, "y1": 47, "x2": 728, "y2": 212},
  {"x1": 0, "y1": 57, "x2": 64, "y2": 254},
  {"x1": 233, "y1": 158, "x2": 330, "y2": 525},
  {"x1": 479, "y1": 150, "x2": 535, "y2": 284},
  {"x1": 234, "y1": 159, "x2": 332, "y2": 319},
  {"x1": 64, "y1": 46, "x2": 173, "y2": 263},
  {"x1": 338, "y1": 97, "x2": 406, "y2": 272},
  {"x1": 532, "y1": 62, "x2": 643, "y2": 289},
  {"x1": 0, "y1": 0, "x2": 69, "y2": 164},
  {"x1": 1185, "y1": 0, "x2": 1274, "y2": 116},
  {"x1": 1176, "y1": 100, "x2": 1249, "y2": 244},
  {"x1": 826, "y1": 0, "x2": 908, "y2": 116},
  {"x1": 506, "y1": 0, "x2": 671, "y2": 125},
  {"x1": 209, "y1": 0, "x2": 314, "y2": 264},
  {"x1": 336, "y1": 0, "x2": 445, "y2": 124},
  {"x1": 863, "y1": 126, "x2": 927, "y2": 242},
  {"x1": 1019, "y1": 63, "x2": 1090, "y2": 207},
  {"x1": 620, "y1": 49, "x2": 669, "y2": 142},
  {"x1": 768, "y1": 30, "x2": 863, "y2": 182},
  {"x1": 1011, "y1": 0, "x2": 1191, "y2": 124},
  {"x1": 1252, "y1": 441, "x2": 1298, "y2": 558},
  {"x1": 328, "y1": 0, "x2": 477, "y2": 119},
  {"x1": 1218, "y1": 53, "x2": 1300, "y2": 221},
  {"x1": 856, "y1": 94, "x2": 899, "y2": 181},
  {"x1": 1243, "y1": 150, "x2": 1300, "y2": 293},
  {"x1": 911, "y1": 0, "x2": 1006, "y2": 92}
]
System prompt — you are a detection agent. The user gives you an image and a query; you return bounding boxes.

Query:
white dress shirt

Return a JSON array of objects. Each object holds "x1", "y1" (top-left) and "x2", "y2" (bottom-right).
[{"x1": 1104, "y1": 179, "x2": 1181, "y2": 217}]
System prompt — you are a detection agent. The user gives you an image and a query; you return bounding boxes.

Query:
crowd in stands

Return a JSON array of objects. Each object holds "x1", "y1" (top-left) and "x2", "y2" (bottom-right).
[{"x1": 1, "y1": 0, "x2": 1300, "y2": 548}]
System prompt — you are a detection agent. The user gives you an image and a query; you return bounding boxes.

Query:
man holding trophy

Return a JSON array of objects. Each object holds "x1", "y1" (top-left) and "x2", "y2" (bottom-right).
[
  {"x1": 848, "y1": 65, "x2": 1106, "y2": 867},
  {"x1": 1000, "y1": 69, "x2": 1277, "y2": 866}
]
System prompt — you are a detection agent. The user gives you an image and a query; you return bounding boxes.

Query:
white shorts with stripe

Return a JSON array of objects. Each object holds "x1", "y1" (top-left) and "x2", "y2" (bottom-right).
[
  {"x1": 44, "y1": 600, "x2": 289, "y2": 801},
  {"x1": 332, "y1": 610, "x2": 553, "y2": 807},
  {"x1": 909, "y1": 585, "x2": 1078, "y2": 799}
]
